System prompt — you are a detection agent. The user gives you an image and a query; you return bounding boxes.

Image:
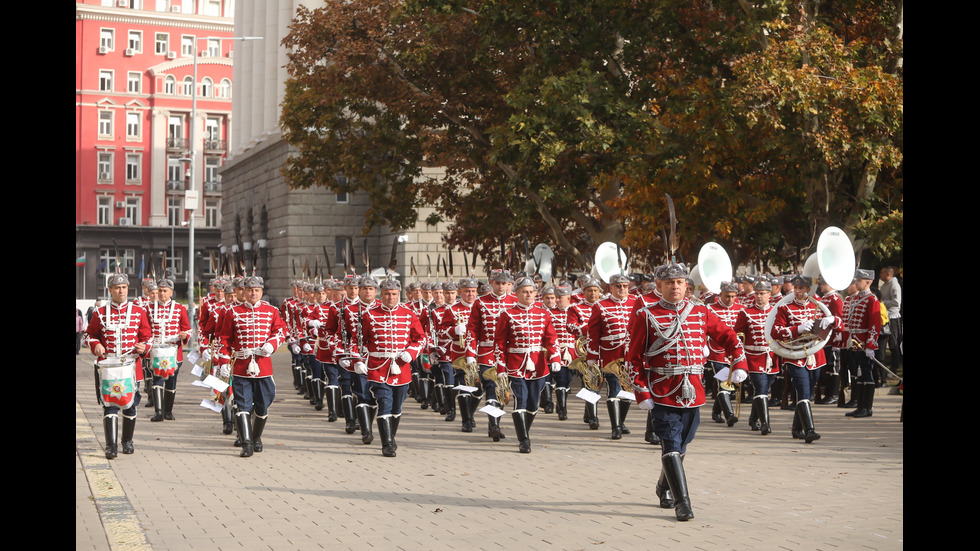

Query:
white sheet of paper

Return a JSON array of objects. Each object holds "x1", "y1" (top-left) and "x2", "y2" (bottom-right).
[
  {"x1": 191, "y1": 379, "x2": 211, "y2": 388},
  {"x1": 617, "y1": 390, "x2": 636, "y2": 402},
  {"x1": 203, "y1": 374, "x2": 230, "y2": 393},
  {"x1": 200, "y1": 399, "x2": 223, "y2": 413},
  {"x1": 453, "y1": 385, "x2": 480, "y2": 393},
  {"x1": 576, "y1": 388, "x2": 601, "y2": 404},
  {"x1": 714, "y1": 366, "x2": 731, "y2": 381},
  {"x1": 186, "y1": 350, "x2": 201, "y2": 365},
  {"x1": 479, "y1": 404, "x2": 507, "y2": 418},
  {"x1": 190, "y1": 364, "x2": 205, "y2": 377}
]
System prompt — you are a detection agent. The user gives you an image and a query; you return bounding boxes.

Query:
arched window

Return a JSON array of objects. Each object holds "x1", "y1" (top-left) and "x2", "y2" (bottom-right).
[
  {"x1": 182, "y1": 76, "x2": 193, "y2": 96},
  {"x1": 201, "y1": 77, "x2": 213, "y2": 97},
  {"x1": 164, "y1": 75, "x2": 176, "y2": 95}
]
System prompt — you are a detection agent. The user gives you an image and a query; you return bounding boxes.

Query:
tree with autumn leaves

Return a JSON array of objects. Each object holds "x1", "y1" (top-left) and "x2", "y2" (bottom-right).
[{"x1": 281, "y1": 0, "x2": 902, "y2": 273}]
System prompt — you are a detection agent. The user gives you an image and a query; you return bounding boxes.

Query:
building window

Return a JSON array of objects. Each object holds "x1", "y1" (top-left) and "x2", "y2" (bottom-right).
[
  {"x1": 167, "y1": 157, "x2": 184, "y2": 189},
  {"x1": 98, "y1": 110, "x2": 113, "y2": 138},
  {"x1": 204, "y1": 0, "x2": 221, "y2": 17},
  {"x1": 128, "y1": 31, "x2": 142, "y2": 53},
  {"x1": 127, "y1": 72, "x2": 141, "y2": 94},
  {"x1": 200, "y1": 77, "x2": 213, "y2": 97},
  {"x1": 126, "y1": 112, "x2": 140, "y2": 139},
  {"x1": 99, "y1": 70, "x2": 113, "y2": 92},
  {"x1": 125, "y1": 154, "x2": 141, "y2": 183},
  {"x1": 125, "y1": 196, "x2": 141, "y2": 225},
  {"x1": 100, "y1": 249, "x2": 136, "y2": 275},
  {"x1": 155, "y1": 33, "x2": 169, "y2": 54},
  {"x1": 217, "y1": 78, "x2": 231, "y2": 99},
  {"x1": 204, "y1": 157, "x2": 220, "y2": 190},
  {"x1": 155, "y1": 0, "x2": 169, "y2": 12},
  {"x1": 166, "y1": 250, "x2": 183, "y2": 276},
  {"x1": 167, "y1": 116, "x2": 184, "y2": 148},
  {"x1": 168, "y1": 197, "x2": 183, "y2": 226},
  {"x1": 97, "y1": 196, "x2": 112, "y2": 225},
  {"x1": 205, "y1": 200, "x2": 219, "y2": 228},
  {"x1": 181, "y1": 36, "x2": 194, "y2": 57},
  {"x1": 98, "y1": 152, "x2": 113, "y2": 182},
  {"x1": 206, "y1": 39, "x2": 220, "y2": 58},
  {"x1": 335, "y1": 237, "x2": 352, "y2": 265},
  {"x1": 164, "y1": 75, "x2": 176, "y2": 95},
  {"x1": 336, "y1": 192, "x2": 349, "y2": 204},
  {"x1": 182, "y1": 76, "x2": 193, "y2": 96},
  {"x1": 100, "y1": 29, "x2": 114, "y2": 50}
]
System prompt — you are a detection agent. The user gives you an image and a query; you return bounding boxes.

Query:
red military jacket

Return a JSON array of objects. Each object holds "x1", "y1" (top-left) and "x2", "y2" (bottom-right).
[
  {"x1": 706, "y1": 300, "x2": 745, "y2": 363},
  {"x1": 360, "y1": 302, "x2": 426, "y2": 386},
  {"x1": 307, "y1": 301, "x2": 341, "y2": 364},
  {"x1": 820, "y1": 291, "x2": 845, "y2": 349},
  {"x1": 88, "y1": 301, "x2": 153, "y2": 382},
  {"x1": 216, "y1": 300, "x2": 288, "y2": 378},
  {"x1": 627, "y1": 298, "x2": 746, "y2": 408},
  {"x1": 493, "y1": 302, "x2": 560, "y2": 379},
  {"x1": 335, "y1": 299, "x2": 374, "y2": 369},
  {"x1": 438, "y1": 300, "x2": 476, "y2": 364},
  {"x1": 586, "y1": 295, "x2": 636, "y2": 367},
  {"x1": 466, "y1": 292, "x2": 517, "y2": 365},
  {"x1": 842, "y1": 290, "x2": 881, "y2": 351},
  {"x1": 547, "y1": 305, "x2": 574, "y2": 364},
  {"x1": 147, "y1": 299, "x2": 191, "y2": 361},
  {"x1": 733, "y1": 302, "x2": 776, "y2": 374}
]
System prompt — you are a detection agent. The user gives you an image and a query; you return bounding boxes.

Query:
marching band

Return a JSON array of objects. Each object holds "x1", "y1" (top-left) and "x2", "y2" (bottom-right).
[{"x1": 84, "y1": 227, "x2": 894, "y2": 523}]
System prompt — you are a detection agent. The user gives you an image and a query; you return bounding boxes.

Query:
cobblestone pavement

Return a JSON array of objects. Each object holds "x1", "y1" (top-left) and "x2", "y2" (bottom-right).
[{"x1": 77, "y1": 350, "x2": 903, "y2": 550}]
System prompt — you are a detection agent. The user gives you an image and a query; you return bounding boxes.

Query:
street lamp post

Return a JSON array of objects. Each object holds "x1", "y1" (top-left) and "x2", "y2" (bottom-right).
[{"x1": 186, "y1": 35, "x2": 262, "y2": 345}]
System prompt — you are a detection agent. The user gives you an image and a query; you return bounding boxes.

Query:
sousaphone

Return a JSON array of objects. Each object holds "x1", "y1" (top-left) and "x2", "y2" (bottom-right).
[
  {"x1": 696, "y1": 242, "x2": 733, "y2": 294},
  {"x1": 594, "y1": 242, "x2": 628, "y2": 284},
  {"x1": 532, "y1": 243, "x2": 555, "y2": 284}
]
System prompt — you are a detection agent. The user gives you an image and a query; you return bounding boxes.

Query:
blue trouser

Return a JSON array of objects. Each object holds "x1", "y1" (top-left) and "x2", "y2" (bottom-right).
[
  {"x1": 370, "y1": 382, "x2": 409, "y2": 416},
  {"x1": 339, "y1": 369, "x2": 353, "y2": 396},
  {"x1": 436, "y1": 361, "x2": 455, "y2": 386},
  {"x1": 652, "y1": 404, "x2": 700, "y2": 455},
  {"x1": 478, "y1": 364, "x2": 498, "y2": 402},
  {"x1": 749, "y1": 372, "x2": 774, "y2": 397},
  {"x1": 305, "y1": 354, "x2": 323, "y2": 381},
  {"x1": 785, "y1": 363, "x2": 821, "y2": 402},
  {"x1": 553, "y1": 365, "x2": 572, "y2": 388},
  {"x1": 233, "y1": 376, "x2": 276, "y2": 417},
  {"x1": 509, "y1": 377, "x2": 545, "y2": 412},
  {"x1": 603, "y1": 372, "x2": 622, "y2": 399},
  {"x1": 352, "y1": 372, "x2": 375, "y2": 405},
  {"x1": 323, "y1": 363, "x2": 340, "y2": 386}
]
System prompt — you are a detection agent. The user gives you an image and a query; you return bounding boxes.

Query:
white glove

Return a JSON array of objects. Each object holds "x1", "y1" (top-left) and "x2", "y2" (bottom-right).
[
  {"x1": 398, "y1": 351, "x2": 412, "y2": 363},
  {"x1": 865, "y1": 348, "x2": 876, "y2": 360},
  {"x1": 261, "y1": 342, "x2": 275, "y2": 356},
  {"x1": 798, "y1": 319, "x2": 814, "y2": 333},
  {"x1": 201, "y1": 349, "x2": 212, "y2": 363},
  {"x1": 819, "y1": 316, "x2": 835, "y2": 330},
  {"x1": 302, "y1": 343, "x2": 312, "y2": 353},
  {"x1": 730, "y1": 368, "x2": 748, "y2": 384},
  {"x1": 454, "y1": 324, "x2": 466, "y2": 336},
  {"x1": 354, "y1": 361, "x2": 368, "y2": 375},
  {"x1": 340, "y1": 358, "x2": 351, "y2": 369},
  {"x1": 390, "y1": 363, "x2": 402, "y2": 375},
  {"x1": 638, "y1": 398, "x2": 655, "y2": 410},
  {"x1": 290, "y1": 344, "x2": 300, "y2": 355},
  {"x1": 466, "y1": 357, "x2": 477, "y2": 367},
  {"x1": 496, "y1": 371, "x2": 508, "y2": 382},
  {"x1": 219, "y1": 364, "x2": 231, "y2": 379},
  {"x1": 309, "y1": 320, "x2": 323, "y2": 329},
  {"x1": 587, "y1": 360, "x2": 598, "y2": 369},
  {"x1": 550, "y1": 362, "x2": 562, "y2": 372}
]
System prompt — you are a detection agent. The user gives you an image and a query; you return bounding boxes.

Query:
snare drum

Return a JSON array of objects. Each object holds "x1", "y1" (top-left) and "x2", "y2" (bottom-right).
[
  {"x1": 98, "y1": 356, "x2": 138, "y2": 410},
  {"x1": 151, "y1": 344, "x2": 179, "y2": 379}
]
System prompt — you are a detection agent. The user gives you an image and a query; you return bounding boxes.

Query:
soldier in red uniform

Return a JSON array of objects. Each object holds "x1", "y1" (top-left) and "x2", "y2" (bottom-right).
[
  {"x1": 544, "y1": 283, "x2": 575, "y2": 421},
  {"x1": 147, "y1": 278, "x2": 191, "y2": 422},
  {"x1": 707, "y1": 282, "x2": 745, "y2": 427},
  {"x1": 627, "y1": 264, "x2": 748, "y2": 521},
  {"x1": 815, "y1": 276, "x2": 845, "y2": 405},
  {"x1": 567, "y1": 277, "x2": 603, "y2": 430},
  {"x1": 733, "y1": 279, "x2": 777, "y2": 435},
  {"x1": 841, "y1": 269, "x2": 882, "y2": 418},
  {"x1": 215, "y1": 276, "x2": 287, "y2": 457},
  {"x1": 439, "y1": 278, "x2": 481, "y2": 432},
  {"x1": 466, "y1": 270, "x2": 517, "y2": 442},
  {"x1": 347, "y1": 276, "x2": 382, "y2": 444},
  {"x1": 770, "y1": 275, "x2": 841, "y2": 442},
  {"x1": 88, "y1": 274, "x2": 153, "y2": 459},
  {"x1": 494, "y1": 277, "x2": 561, "y2": 453},
  {"x1": 359, "y1": 278, "x2": 427, "y2": 457},
  {"x1": 586, "y1": 273, "x2": 637, "y2": 439}
]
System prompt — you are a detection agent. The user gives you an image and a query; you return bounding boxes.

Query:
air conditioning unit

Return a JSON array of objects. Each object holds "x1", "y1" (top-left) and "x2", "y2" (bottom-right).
[
  {"x1": 124, "y1": 48, "x2": 135, "y2": 57},
  {"x1": 98, "y1": 46, "x2": 108, "y2": 55},
  {"x1": 170, "y1": 5, "x2": 180, "y2": 12},
  {"x1": 199, "y1": 50, "x2": 209, "y2": 57},
  {"x1": 117, "y1": 0, "x2": 128, "y2": 7},
  {"x1": 227, "y1": 50, "x2": 234, "y2": 59},
  {"x1": 166, "y1": 51, "x2": 176, "y2": 60},
  {"x1": 115, "y1": 201, "x2": 126, "y2": 209},
  {"x1": 118, "y1": 217, "x2": 132, "y2": 226},
  {"x1": 100, "y1": 172, "x2": 111, "y2": 180}
]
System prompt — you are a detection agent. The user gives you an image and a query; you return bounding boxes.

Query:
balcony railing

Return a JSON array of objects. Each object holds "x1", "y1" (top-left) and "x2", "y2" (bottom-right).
[
  {"x1": 167, "y1": 137, "x2": 188, "y2": 150},
  {"x1": 167, "y1": 180, "x2": 186, "y2": 191}
]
